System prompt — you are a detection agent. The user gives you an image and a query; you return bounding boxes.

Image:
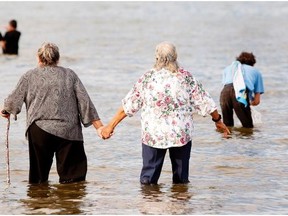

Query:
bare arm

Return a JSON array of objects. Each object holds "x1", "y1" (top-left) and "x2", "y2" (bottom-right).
[
  {"x1": 210, "y1": 109, "x2": 231, "y2": 138},
  {"x1": 92, "y1": 119, "x2": 105, "y2": 139},
  {"x1": 250, "y1": 93, "x2": 261, "y2": 106},
  {"x1": 92, "y1": 119, "x2": 104, "y2": 129},
  {"x1": 0, "y1": 40, "x2": 5, "y2": 49},
  {"x1": 101, "y1": 106, "x2": 127, "y2": 139}
]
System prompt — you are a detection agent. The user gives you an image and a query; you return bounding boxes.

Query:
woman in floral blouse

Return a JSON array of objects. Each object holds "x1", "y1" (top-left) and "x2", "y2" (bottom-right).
[{"x1": 102, "y1": 42, "x2": 230, "y2": 185}]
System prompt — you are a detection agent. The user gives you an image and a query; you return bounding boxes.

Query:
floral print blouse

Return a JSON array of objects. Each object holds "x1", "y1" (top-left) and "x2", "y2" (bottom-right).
[{"x1": 122, "y1": 68, "x2": 217, "y2": 149}]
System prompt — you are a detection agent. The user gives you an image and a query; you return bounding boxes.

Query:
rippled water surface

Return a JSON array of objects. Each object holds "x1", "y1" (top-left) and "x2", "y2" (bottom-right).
[{"x1": 0, "y1": 2, "x2": 287, "y2": 214}]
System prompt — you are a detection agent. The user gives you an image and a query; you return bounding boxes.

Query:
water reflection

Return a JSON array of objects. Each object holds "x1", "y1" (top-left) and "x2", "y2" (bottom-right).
[
  {"x1": 169, "y1": 184, "x2": 192, "y2": 201},
  {"x1": 232, "y1": 127, "x2": 254, "y2": 138},
  {"x1": 140, "y1": 184, "x2": 162, "y2": 202},
  {"x1": 139, "y1": 184, "x2": 193, "y2": 214},
  {"x1": 21, "y1": 182, "x2": 87, "y2": 214}
]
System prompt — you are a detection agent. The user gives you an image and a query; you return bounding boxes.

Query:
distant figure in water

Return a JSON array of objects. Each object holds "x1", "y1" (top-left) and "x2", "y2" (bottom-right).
[
  {"x1": 220, "y1": 52, "x2": 264, "y2": 128},
  {"x1": 0, "y1": 19, "x2": 21, "y2": 55},
  {"x1": 1, "y1": 42, "x2": 104, "y2": 184},
  {"x1": 101, "y1": 42, "x2": 230, "y2": 185}
]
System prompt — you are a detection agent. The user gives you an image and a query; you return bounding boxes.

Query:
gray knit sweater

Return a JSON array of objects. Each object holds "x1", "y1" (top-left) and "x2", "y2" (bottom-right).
[{"x1": 4, "y1": 66, "x2": 100, "y2": 141}]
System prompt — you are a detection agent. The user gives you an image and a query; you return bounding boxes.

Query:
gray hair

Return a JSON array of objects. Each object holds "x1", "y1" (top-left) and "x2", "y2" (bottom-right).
[
  {"x1": 154, "y1": 42, "x2": 179, "y2": 73},
  {"x1": 37, "y1": 42, "x2": 60, "y2": 66}
]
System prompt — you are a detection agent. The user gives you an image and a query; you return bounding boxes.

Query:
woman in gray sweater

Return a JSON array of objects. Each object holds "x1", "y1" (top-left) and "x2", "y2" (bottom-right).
[{"x1": 1, "y1": 42, "x2": 104, "y2": 184}]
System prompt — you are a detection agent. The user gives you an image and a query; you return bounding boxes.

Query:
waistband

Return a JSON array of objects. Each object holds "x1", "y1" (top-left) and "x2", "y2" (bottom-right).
[{"x1": 224, "y1": 83, "x2": 233, "y2": 87}]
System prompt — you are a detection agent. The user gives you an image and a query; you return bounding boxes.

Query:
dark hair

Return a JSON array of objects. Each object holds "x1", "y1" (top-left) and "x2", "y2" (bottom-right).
[
  {"x1": 9, "y1": 20, "x2": 17, "y2": 29},
  {"x1": 236, "y1": 52, "x2": 256, "y2": 66}
]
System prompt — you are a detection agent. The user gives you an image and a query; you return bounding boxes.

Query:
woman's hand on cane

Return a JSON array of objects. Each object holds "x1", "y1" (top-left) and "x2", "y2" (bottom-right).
[{"x1": 1, "y1": 110, "x2": 10, "y2": 119}]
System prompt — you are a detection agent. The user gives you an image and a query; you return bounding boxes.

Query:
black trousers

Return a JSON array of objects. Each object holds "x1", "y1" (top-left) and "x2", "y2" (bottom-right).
[
  {"x1": 220, "y1": 84, "x2": 253, "y2": 128},
  {"x1": 27, "y1": 123, "x2": 87, "y2": 184},
  {"x1": 140, "y1": 142, "x2": 192, "y2": 185}
]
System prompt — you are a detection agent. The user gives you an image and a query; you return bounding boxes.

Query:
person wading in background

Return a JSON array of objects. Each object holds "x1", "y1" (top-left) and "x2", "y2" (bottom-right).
[
  {"x1": 220, "y1": 52, "x2": 264, "y2": 128},
  {"x1": 0, "y1": 19, "x2": 21, "y2": 55}
]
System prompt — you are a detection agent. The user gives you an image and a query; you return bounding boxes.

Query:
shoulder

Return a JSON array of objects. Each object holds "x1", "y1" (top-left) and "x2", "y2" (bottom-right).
[
  {"x1": 23, "y1": 68, "x2": 39, "y2": 77},
  {"x1": 177, "y1": 68, "x2": 200, "y2": 87},
  {"x1": 178, "y1": 68, "x2": 193, "y2": 77},
  {"x1": 61, "y1": 67, "x2": 83, "y2": 85},
  {"x1": 178, "y1": 68, "x2": 195, "y2": 81},
  {"x1": 224, "y1": 65, "x2": 232, "y2": 70},
  {"x1": 243, "y1": 64, "x2": 262, "y2": 76},
  {"x1": 243, "y1": 64, "x2": 258, "y2": 72},
  {"x1": 138, "y1": 69, "x2": 156, "y2": 82},
  {"x1": 57, "y1": 66, "x2": 73, "y2": 72},
  {"x1": 223, "y1": 64, "x2": 233, "y2": 72},
  {"x1": 57, "y1": 66, "x2": 77, "y2": 76},
  {"x1": 144, "y1": 69, "x2": 156, "y2": 77},
  {"x1": 16, "y1": 68, "x2": 38, "y2": 83}
]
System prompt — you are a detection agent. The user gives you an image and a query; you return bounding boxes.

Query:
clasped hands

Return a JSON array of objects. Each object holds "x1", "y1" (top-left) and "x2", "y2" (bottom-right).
[{"x1": 97, "y1": 125, "x2": 114, "y2": 140}]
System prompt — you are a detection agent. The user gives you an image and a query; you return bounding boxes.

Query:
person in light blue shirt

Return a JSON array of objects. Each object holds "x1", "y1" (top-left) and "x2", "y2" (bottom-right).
[{"x1": 220, "y1": 52, "x2": 264, "y2": 128}]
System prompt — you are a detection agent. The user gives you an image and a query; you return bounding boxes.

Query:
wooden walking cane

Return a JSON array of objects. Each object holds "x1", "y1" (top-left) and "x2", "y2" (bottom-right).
[{"x1": 2, "y1": 110, "x2": 10, "y2": 184}]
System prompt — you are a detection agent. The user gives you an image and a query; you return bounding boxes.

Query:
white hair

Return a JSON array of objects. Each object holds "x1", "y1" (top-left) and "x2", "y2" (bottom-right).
[
  {"x1": 37, "y1": 42, "x2": 60, "y2": 66},
  {"x1": 154, "y1": 42, "x2": 179, "y2": 73}
]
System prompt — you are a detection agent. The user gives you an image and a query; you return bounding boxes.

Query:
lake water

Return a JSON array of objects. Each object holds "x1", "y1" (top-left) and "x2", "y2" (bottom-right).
[{"x1": 0, "y1": 2, "x2": 287, "y2": 214}]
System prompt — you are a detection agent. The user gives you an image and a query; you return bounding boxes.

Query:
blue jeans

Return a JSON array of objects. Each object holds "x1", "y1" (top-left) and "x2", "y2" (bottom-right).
[{"x1": 140, "y1": 141, "x2": 192, "y2": 184}]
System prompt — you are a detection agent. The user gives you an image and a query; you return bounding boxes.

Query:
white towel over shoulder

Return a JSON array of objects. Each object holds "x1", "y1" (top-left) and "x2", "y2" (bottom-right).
[{"x1": 232, "y1": 61, "x2": 248, "y2": 107}]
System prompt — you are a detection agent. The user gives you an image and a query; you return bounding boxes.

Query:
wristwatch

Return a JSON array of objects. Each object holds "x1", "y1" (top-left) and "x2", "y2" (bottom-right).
[{"x1": 212, "y1": 114, "x2": 222, "y2": 122}]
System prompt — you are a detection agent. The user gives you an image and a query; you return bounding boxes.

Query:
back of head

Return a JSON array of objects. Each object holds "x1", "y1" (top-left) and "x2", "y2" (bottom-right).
[
  {"x1": 37, "y1": 42, "x2": 60, "y2": 66},
  {"x1": 9, "y1": 20, "x2": 17, "y2": 29},
  {"x1": 154, "y1": 41, "x2": 179, "y2": 73},
  {"x1": 236, "y1": 52, "x2": 256, "y2": 66}
]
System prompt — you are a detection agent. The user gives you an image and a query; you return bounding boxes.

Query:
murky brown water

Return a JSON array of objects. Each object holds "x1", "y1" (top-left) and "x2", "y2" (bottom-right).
[{"x1": 0, "y1": 2, "x2": 287, "y2": 214}]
